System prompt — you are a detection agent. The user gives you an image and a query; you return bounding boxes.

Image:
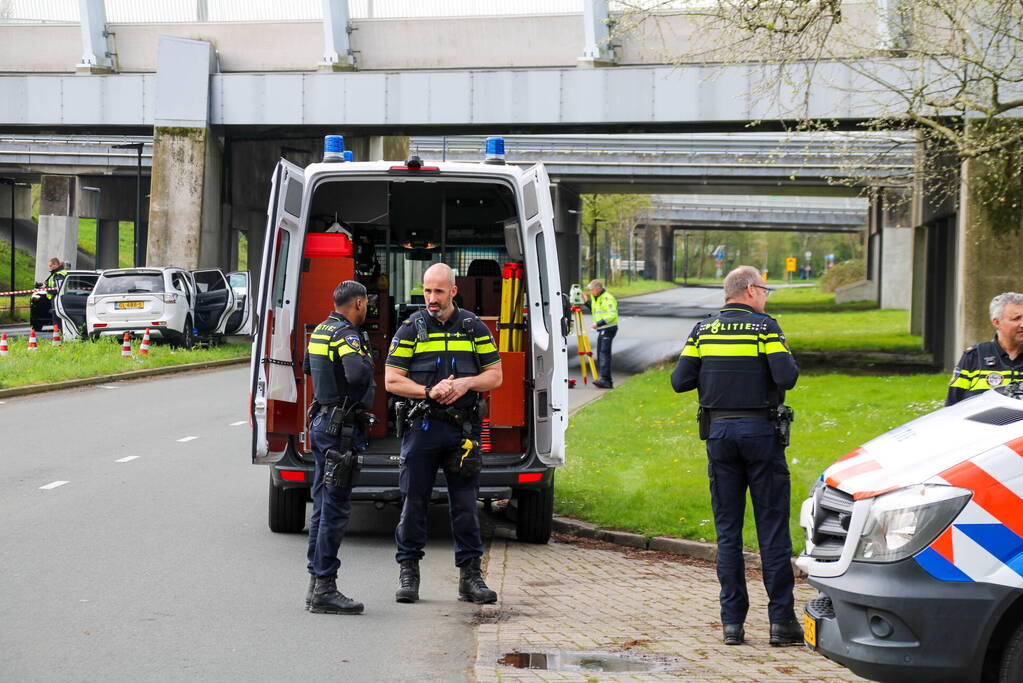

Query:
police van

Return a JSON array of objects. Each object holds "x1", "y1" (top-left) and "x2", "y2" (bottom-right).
[
  {"x1": 798, "y1": 383, "x2": 1023, "y2": 682},
  {"x1": 250, "y1": 137, "x2": 568, "y2": 543}
]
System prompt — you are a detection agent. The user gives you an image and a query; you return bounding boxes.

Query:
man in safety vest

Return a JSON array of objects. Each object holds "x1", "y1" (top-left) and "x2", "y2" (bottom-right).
[
  {"x1": 45, "y1": 257, "x2": 68, "y2": 330},
  {"x1": 947, "y1": 291, "x2": 1023, "y2": 405},
  {"x1": 583, "y1": 279, "x2": 618, "y2": 389}
]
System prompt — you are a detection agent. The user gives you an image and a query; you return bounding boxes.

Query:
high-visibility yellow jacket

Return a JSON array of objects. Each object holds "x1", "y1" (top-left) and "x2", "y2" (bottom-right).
[{"x1": 588, "y1": 289, "x2": 618, "y2": 330}]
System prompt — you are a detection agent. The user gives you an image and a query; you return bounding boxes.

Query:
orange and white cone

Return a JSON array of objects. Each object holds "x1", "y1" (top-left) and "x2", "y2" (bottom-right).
[
  {"x1": 140, "y1": 328, "x2": 151, "y2": 356},
  {"x1": 0, "y1": 332, "x2": 8, "y2": 357},
  {"x1": 121, "y1": 332, "x2": 132, "y2": 357},
  {"x1": 27, "y1": 329, "x2": 38, "y2": 351},
  {"x1": 52, "y1": 326, "x2": 62, "y2": 347}
]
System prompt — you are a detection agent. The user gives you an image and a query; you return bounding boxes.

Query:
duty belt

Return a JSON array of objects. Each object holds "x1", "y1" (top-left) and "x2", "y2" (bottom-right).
[
  {"x1": 706, "y1": 408, "x2": 771, "y2": 421},
  {"x1": 424, "y1": 404, "x2": 477, "y2": 425},
  {"x1": 315, "y1": 405, "x2": 360, "y2": 423}
]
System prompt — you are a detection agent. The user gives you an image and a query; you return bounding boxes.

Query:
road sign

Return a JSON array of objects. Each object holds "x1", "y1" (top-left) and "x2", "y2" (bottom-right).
[{"x1": 785, "y1": 257, "x2": 797, "y2": 273}]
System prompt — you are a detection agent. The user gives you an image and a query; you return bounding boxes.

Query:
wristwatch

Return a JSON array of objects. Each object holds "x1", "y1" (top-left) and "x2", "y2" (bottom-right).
[{"x1": 424, "y1": 384, "x2": 433, "y2": 400}]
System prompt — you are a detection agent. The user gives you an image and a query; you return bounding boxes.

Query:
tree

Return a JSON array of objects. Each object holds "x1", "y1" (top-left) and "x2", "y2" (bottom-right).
[
  {"x1": 616, "y1": 1, "x2": 1023, "y2": 230},
  {"x1": 580, "y1": 194, "x2": 652, "y2": 283}
]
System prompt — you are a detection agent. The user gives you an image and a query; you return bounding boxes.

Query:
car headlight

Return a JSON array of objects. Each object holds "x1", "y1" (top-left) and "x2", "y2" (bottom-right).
[{"x1": 854, "y1": 484, "x2": 971, "y2": 563}]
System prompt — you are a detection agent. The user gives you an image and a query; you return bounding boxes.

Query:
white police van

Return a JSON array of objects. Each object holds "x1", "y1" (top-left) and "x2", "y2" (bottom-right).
[
  {"x1": 250, "y1": 136, "x2": 568, "y2": 543},
  {"x1": 799, "y1": 383, "x2": 1023, "y2": 682}
]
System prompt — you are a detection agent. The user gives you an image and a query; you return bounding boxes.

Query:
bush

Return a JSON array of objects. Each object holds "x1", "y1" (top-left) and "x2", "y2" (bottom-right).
[{"x1": 819, "y1": 259, "x2": 866, "y2": 293}]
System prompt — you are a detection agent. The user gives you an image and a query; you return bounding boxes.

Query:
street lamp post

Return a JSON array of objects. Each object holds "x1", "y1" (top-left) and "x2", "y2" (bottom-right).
[{"x1": 114, "y1": 142, "x2": 144, "y2": 267}]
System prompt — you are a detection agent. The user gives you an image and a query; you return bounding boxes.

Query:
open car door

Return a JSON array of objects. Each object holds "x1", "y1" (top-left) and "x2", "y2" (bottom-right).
[
  {"x1": 191, "y1": 269, "x2": 236, "y2": 335},
  {"x1": 251, "y1": 159, "x2": 304, "y2": 465},
  {"x1": 519, "y1": 163, "x2": 568, "y2": 467},
  {"x1": 54, "y1": 270, "x2": 98, "y2": 341},
  {"x1": 225, "y1": 270, "x2": 252, "y2": 335}
]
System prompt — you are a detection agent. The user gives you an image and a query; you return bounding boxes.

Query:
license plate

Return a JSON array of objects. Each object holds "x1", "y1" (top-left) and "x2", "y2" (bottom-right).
[
  {"x1": 803, "y1": 612, "x2": 818, "y2": 648},
  {"x1": 116, "y1": 301, "x2": 144, "y2": 310}
]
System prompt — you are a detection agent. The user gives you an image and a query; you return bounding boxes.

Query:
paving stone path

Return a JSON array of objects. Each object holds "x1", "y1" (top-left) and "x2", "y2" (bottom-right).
[{"x1": 473, "y1": 534, "x2": 866, "y2": 682}]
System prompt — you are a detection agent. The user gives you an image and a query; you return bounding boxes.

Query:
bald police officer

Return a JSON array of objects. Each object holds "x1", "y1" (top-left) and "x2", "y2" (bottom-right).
[
  {"x1": 947, "y1": 292, "x2": 1023, "y2": 405},
  {"x1": 302, "y1": 280, "x2": 373, "y2": 615},
  {"x1": 384, "y1": 263, "x2": 503, "y2": 605},
  {"x1": 671, "y1": 265, "x2": 802, "y2": 647}
]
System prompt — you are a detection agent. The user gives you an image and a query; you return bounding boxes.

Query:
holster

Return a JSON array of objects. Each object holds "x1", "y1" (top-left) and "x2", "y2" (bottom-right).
[
  {"x1": 771, "y1": 404, "x2": 795, "y2": 448},
  {"x1": 697, "y1": 406, "x2": 710, "y2": 441},
  {"x1": 444, "y1": 437, "x2": 482, "y2": 478},
  {"x1": 324, "y1": 434, "x2": 361, "y2": 489},
  {"x1": 394, "y1": 401, "x2": 409, "y2": 439}
]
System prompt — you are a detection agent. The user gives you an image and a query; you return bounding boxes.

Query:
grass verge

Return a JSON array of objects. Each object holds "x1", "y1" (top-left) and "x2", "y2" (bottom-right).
[
  {"x1": 0, "y1": 338, "x2": 250, "y2": 389},
  {"x1": 777, "y1": 309, "x2": 923, "y2": 355},
  {"x1": 608, "y1": 278, "x2": 677, "y2": 299},
  {"x1": 557, "y1": 367, "x2": 948, "y2": 553},
  {"x1": 766, "y1": 285, "x2": 877, "y2": 313},
  {"x1": 77, "y1": 219, "x2": 136, "y2": 267}
]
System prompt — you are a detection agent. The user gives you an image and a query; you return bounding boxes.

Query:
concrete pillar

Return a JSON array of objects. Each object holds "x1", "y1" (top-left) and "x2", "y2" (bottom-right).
[
  {"x1": 96, "y1": 219, "x2": 120, "y2": 269},
  {"x1": 320, "y1": 0, "x2": 357, "y2": 71},
  {"x1": 148, "y1": 126, "x2": 223, "y2": 269},
  {"x1": 552, "y1": 184, "x2": 581, "y2": 291},
  {"x1": 35, "y1": 175, "x2": 78, "y2": 281},
  {"x1": 642, "y1": 225, "x2": 672, "y2": 281},
  {"x1": 880, "y1": 187, "x2": 913, "y2": 309},
  {"x1": 368, "y1": 136, "x2": 410, "y2": 162}
]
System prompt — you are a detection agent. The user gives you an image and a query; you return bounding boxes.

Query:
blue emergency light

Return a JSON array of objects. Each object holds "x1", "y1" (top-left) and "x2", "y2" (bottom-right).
[
  {"x1": 343, "y1": 150, "x2": 354, "y2": 162},
  {"x1": 324, "y1": 135, "x2": 345, "y2": 162},
  {"x1": 484, "y1": 136, "x2": 506, "y2": 165}
]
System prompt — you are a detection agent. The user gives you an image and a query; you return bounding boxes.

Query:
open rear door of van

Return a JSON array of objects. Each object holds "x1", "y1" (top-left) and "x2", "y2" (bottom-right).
[
  {"x1": 251, "y1": 159, "x2": 304, "y2": 465},
  {"x1": 519, "y1": 163, "x2": 568, "y2": 467}
]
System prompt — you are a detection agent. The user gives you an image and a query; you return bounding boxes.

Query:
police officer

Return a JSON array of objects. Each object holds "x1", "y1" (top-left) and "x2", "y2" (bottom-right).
[
  {"x1": 384, "y1": 263, "x2": 503, "y2": 605},
  {"x1": 582, "y1": 279, "x2": 618, "y2": 389},
  {"x1": 670, "y1": 265, "x2": 802, "y2": 647},
  {"x1": 946, "y1": 292, "x2": 1023, "y2": 405},
  {"x1": 301, "y1": 280, "x2": 373, "y2": 615},
  {"x1": 45, "y1": 257, "x2": 67, "y2": 330}
]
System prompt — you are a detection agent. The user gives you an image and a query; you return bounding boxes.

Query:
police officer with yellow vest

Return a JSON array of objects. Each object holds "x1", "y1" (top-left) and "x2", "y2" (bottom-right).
[
  {"x1": 946, "y1": 292, "x2": 1023, "y2": 405},
  {"x1": 45, "y1": 257, "x2": 68, "y2": 330},
  {"x1": 671, "y1": 265, "x2": 803, "y2": 647},
  {"x1": 301, "y1": 280, "x2": 373, "y2": 615},
  {"x1": 384, "y1": 263, "x2": 503, "y2": 605},
  {"x1": 582, "y1": 279, "x2": 618, "y2": 389}
]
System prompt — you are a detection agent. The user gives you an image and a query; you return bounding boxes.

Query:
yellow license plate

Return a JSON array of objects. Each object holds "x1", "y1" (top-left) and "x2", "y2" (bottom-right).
[
  {"x1": 804, "y1": 612, "x2": 818, "y2": 648},
  {"x1": 116, "y1": 301, "x2": 144, "y2": 309}
]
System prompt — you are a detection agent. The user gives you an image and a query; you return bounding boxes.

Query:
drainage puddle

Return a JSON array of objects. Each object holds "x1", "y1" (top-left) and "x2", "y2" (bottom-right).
[{"x1": 498, "y1": 651, "x2": 659, "y2": 673}]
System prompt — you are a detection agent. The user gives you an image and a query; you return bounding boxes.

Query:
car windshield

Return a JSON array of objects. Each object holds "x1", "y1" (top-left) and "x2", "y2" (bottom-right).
[
  {"x1": 93, "y1": 273, "x2": 164, "y2": 295},
  {"x1": 63, "y1": 275, "x2": 98, "y2": 295}
]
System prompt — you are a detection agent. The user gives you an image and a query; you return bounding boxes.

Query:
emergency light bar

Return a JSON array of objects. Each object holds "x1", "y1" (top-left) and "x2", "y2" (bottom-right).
[
  {"x1": 323, "y1": 135, "x2": 345, "y2": 163},
  {"x1": 484, "y1": 136, "x2": 506, "y2": 165}
]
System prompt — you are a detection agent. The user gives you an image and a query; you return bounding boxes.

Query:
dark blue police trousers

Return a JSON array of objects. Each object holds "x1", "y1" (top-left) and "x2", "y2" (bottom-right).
[
  {"x1": 395, "y1": 419, "x2": 483, "y2": 567},
  {"x1": 596, "y1": 326, "x2": 617, "y2": 384},
  {"x1": 306, "y1": 413, "x2": 353, "y2": 578},
  {"x1": 706, "y1": 417, "x2": 795, "y2": 625}
]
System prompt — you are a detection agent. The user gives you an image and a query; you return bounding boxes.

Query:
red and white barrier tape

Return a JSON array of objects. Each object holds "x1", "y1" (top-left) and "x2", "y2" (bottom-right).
[{"x1": 0, "y1": 287, "x2": 57, "y2": 297}]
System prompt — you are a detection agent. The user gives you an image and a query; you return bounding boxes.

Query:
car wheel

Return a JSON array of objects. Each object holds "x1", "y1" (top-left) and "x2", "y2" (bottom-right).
[
  {"x1": 513, "y1": 474, "x2": 554, "y2": 544},
  {"x1": 268, "y1": 476, "x2": 307, "y2": 533}
]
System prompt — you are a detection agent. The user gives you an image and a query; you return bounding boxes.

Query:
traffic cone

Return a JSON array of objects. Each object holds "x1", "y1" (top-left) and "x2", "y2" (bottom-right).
[
  {"x1": 121, "y1": 332, "x2": 131, "y2": 357},
  {"x1": 27, "y1": 329, "x2": 38, "y2": 351},
  {"x1": 52, "y1": 326, "x2": 61, "y2": 347},
  {"x1": 140, "y1": 328, "x2": 151, "y2": 356},
  {"x1": 0, "y1": 332, "x2": 8, "y2": 357}
]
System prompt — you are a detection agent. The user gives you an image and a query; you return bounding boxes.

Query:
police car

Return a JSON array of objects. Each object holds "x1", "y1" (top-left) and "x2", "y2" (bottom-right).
[
  {"x1": 251, "y1": 136, "x2": 568, "y2": 544},
  {"x1": 798, "y1": 383, "x2": 1023, "y2": 682}
]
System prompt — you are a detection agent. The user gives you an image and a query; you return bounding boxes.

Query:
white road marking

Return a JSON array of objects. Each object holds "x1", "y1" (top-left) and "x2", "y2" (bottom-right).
[
  {"x1": 116, "y1": 455, "x2": 140, "y2": 463},
  {"x1": 177, "y1": 436, "x2": 198, "y2": 442},
  {"x1": 40, "y1": 480, "x2": 68, "y2": 490},
  {"x1": 98, "y1": 385, "x2": 118, "y2": 390},
  {"x1": 230, "y1": 420, "x2": 246, "y2": 426}
]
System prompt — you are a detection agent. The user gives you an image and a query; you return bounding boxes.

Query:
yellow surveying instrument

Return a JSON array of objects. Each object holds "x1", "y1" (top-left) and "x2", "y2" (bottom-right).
[
  {"x1": 570, "y1": 304, "x2": 597, "y2": 384},
  {"x1": 499, "y1": 262, "x2": 526, "y2": 352}
]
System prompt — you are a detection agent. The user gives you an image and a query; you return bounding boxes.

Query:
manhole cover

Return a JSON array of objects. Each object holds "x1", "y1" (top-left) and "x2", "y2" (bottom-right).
[{"x1": 498, "y1": 651, "x2": 659, "y2": 673}]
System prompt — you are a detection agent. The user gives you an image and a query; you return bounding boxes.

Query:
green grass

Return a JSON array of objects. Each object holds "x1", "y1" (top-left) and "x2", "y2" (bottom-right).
[
  {"x1": 0, "y1": 338, "x2": 250, "y2": 389},
  {"x1": 608, "y1": 278, "x2": 676, "y2": 299},
  {"x1": 558, "y1": 367, "x2": 949, "y2": 553},
  {"x1": 677, "y1": 276, "x2": 810, "y2": 286},
  {"x1": 0, "y1": 240, "x2": 37, "y2": 323},
  {"x1": 77, "y1": 219, "x2": 136, "y2": 267},
  {"x1": 766, "y1": 285, "x2": 876, "y2": 313},
  {"x1": 777, "y1": 309, "x2": 923, "y2": 354}
]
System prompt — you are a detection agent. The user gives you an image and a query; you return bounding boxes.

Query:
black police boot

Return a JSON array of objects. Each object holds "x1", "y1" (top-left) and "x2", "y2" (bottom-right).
[
  {"x1": 309, "y1": 575, "x2": 364, "y2": 615},
  {"x1": 769, "y1": 620, "x2": 804, "y2": 647},
  {"x1": 305, "y1": 574, "x2": 315, "y2": 611},
  {"x1": 458, "y1": 557, "x2": 497, "y2": 604},
  {"x1": 395, "y1": 559, "x2": 420, "y2": 604},
  {"x1": 722, "y1": 623, "x2": 745, "y2": 646}
]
